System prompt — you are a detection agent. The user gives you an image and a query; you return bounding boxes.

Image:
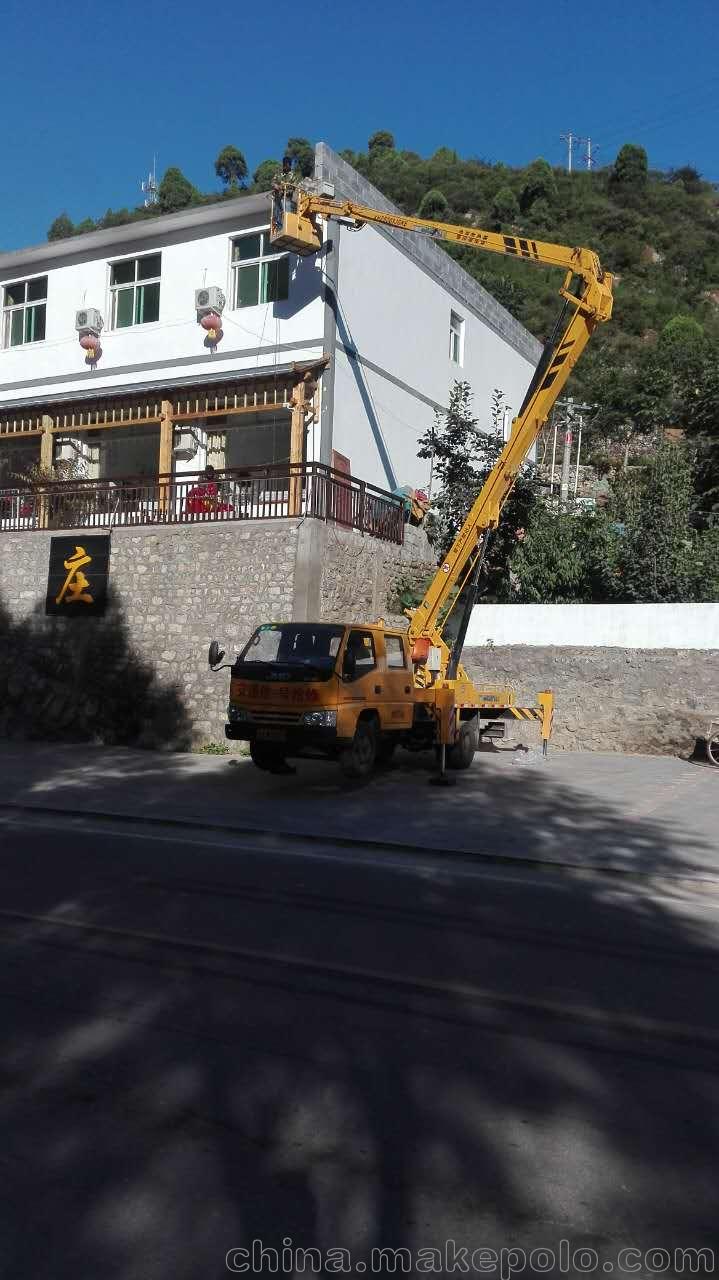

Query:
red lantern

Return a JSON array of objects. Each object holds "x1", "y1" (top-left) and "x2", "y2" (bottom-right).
[
  {"x1": 200, "y1": 310, "x2": 224, "y2": 351},
  {"x1": 79, "y1": 334, "x2": 102, "y2": 367},
  {"x1": 200, "y1": 311, "x2": 221, "y2": 335}
]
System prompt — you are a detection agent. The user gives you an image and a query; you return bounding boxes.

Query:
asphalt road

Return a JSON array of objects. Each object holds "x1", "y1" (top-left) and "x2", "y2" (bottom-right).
[{"x1": 0, "y1": 809, "x2": 718, "y2": 1279}]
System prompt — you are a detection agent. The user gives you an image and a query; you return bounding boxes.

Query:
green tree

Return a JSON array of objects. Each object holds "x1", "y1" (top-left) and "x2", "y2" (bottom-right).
[
  {"x1": 368, "y1": 130, "x2": 395, "y2": 153},
  {"x1": 285, "y1": 137, "x2": 314, "y2": 178},
  {"x1": 47, "y1": 213, "x2": 75, "y2": 241},
  {"x1": 98, "y1": 207, "x2": 133, "y2": 229},
  {"x1": 609, "y1": 143, "x2": 648, "y2": 199},
  {"x1": 690, "y1": 524, "x2": 719, "y2": 600},
  {"x1": 611, "y1": 443, "x2": 697, "y2": 601},
  {"x1": 491, "y1": 186, "x2": 519, "y2": 226},
  {"x1": 417, "y1": 381, "x2": 539, "y2": 597},
  {"x1": 252, "y1": 158, "x2": 279, "y2": 190},
  {"x1": 668, "y1": 165, "x2": 703, "y2": 195},
  {"x1": 214, "y1": 145, "x2": 248, "y2": 190},
  {"x1": 418, "y1": 188, "x2": 449, "y2": 220},
  {"x1": 507, "y1": 506, "x2": 621, "y2": 603},
  {"x1": 519, "y1": 158, "x2": 556, "y2": 213},
  {"x1": 158, "y1": 166, "x2": 198, "y2": 212}
]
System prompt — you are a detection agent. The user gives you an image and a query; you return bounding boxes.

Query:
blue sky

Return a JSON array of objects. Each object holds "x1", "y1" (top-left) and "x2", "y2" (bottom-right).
[{"x1": 1, "y1": 0, "x2": 717, "y2": 251}]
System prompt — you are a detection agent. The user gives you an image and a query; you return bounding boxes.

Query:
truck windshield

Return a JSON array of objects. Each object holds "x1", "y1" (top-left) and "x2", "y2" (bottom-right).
[{"x1": 237, "y1": 623, "x2": 345, "y2": 672}]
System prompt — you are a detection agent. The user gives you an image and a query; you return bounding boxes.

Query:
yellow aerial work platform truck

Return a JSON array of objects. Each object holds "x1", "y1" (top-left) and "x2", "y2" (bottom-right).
[{"x1": 209, "y1": 177, "x2": 613, "y2": 782}]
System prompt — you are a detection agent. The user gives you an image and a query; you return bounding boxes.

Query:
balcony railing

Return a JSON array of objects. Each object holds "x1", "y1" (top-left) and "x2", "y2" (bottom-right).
[{"x1": 0, "y1": 462, "x2": 405, "y2": 545}]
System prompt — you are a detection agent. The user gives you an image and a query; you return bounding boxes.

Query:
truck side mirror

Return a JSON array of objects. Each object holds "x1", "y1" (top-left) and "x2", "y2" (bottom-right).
[
  {"x1": 208, "y1": 640, "x2": 225, "y2": 668},
  {"x1": 342, "y1": 651, "x2": 357, "y2": 681}
]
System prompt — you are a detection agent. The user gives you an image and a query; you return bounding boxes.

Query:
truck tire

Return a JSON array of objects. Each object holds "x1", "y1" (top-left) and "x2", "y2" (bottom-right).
[
  {"x1": 340, "y1": 720, "x2": 378, "y2": 780},
  {"x1": 447, "y1": 721, "x2": 476, "y2": 770}
]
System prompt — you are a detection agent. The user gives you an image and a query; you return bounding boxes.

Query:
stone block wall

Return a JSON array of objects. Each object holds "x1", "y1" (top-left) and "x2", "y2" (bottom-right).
[
  {"x1": 0, "y1": 518, "x2": 430, "y2": 747},
  {"x1": 463, "y1": 645, "x2": 718, "y2": 757},
  {"x1": 319, "y1": 523, "x2": 435, "y2": 626},
  {"x1": 3, "y1": 519, "x2": 713, "y2": 758},
  {"x1": 0, "y1": 521, "x2": 299, "y2": 748}
]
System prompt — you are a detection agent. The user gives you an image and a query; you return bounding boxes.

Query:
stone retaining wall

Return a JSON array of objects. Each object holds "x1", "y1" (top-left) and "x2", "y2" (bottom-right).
[
  {"x1": 463, "y1": 645, "x2": 718, "y2": 757},
  {"x1": 0, "y1": 519, "x2": 432, "y2": 747},
  {"x1": 2, "y1": 522, "x2": 713, "y2": 758}
]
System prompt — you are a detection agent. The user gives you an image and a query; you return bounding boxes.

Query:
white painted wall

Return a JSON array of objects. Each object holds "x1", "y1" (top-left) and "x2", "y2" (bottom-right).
[
  {"x1": 466, "y1": 603, "x2": 719, "y2": 650},
  {"x1": 0, "y1": 215, "x2": 324, "y2": 405},
  {"x1": 330, "y1": 220, "x2": 538, "y2": 492}
]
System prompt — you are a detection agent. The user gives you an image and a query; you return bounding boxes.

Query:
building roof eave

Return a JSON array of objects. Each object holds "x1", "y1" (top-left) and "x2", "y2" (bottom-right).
[{"x1": 0, "y1": 192, "x2": 274, "y2": 276}]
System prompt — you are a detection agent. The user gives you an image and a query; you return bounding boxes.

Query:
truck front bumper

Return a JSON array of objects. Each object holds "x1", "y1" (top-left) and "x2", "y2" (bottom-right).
[{"x1": 225, "y1": 723, "x2": 344, "y2": 754}]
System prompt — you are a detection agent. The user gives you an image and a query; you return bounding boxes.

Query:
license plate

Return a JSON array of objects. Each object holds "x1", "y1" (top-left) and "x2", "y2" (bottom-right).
[{"x1": 256, "y1": 727, "x2": 286, "y2": 742}]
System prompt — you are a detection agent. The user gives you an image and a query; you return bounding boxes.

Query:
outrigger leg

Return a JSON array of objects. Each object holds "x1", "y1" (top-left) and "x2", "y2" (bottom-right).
[{"x1": 430, "y1": 742, "x2": 455, "y2": 787}]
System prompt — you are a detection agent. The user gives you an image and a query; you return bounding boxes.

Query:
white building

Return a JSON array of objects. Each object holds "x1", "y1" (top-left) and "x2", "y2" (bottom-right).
[{"x1": 0, "y1": 143, "x2": 541, "y2": 514}]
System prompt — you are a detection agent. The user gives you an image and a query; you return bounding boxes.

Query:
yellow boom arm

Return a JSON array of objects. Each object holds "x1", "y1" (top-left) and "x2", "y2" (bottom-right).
[{"x1": 271, "y1": 187, "x2": 613, "y2": 662}]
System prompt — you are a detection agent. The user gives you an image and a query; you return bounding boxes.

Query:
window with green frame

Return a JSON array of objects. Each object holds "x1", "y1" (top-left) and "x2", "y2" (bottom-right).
[
  {"x1": 110, "y1": 253, "x2": 161, "y2": 329},
  {"x1": 231, "y1": 231, "x2": 289, "y2": 309},
  {"x1": 2, "y1": 276, "x2": 47, "y2": 348}
]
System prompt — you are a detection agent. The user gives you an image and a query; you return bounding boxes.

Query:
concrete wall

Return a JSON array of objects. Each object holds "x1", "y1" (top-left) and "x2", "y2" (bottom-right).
[
  {"x1": 0, "y1": 196, "x2": 324, "y2": 407},
  {"x1": 463, "y1": 645, "x2": 718, "y2": 758},
  {"x1": 466, "y1": 603, "x2": 719, "y2": 649}
]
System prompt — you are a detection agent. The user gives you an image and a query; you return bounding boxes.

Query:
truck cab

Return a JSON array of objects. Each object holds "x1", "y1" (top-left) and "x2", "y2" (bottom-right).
[{"x1": 222, "y1": 621, "x2": 418, "y2": 778}]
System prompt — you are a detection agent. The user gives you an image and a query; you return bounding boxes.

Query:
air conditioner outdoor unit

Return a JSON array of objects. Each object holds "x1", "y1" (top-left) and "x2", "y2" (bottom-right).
[
  {"x1": 172, "y1": 428, "x2": 200, "y2": 461},
  {"x1": 195, "y1": 286, "x2": 226, "y2": 317},
  {"x1": 56, "y1": 438, "x2": 88, "y2": 464},
  {"x1": 75, "y1": 306, "x2": 103, "y2": 335}
]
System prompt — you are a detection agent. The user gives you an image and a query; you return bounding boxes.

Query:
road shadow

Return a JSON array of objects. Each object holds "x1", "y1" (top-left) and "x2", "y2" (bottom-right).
[
  {"x1": 3, "y1": 739, "x2": 713, "y2": 878},
  {"x1": 0, "y1": 590, "x2": 191, "y2": 748},
  {"x1": 0, "y1": 748, "x2": 718, "y2": 1277}
]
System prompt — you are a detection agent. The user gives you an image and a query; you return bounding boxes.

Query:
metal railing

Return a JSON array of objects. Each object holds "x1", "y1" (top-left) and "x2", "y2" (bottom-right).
[{"x1": 0, "y1": 462, "x2": 405, "y2": 545}]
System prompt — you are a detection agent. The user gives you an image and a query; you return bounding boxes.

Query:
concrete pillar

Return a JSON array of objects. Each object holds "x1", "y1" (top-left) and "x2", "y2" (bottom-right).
[{"x1": 291, "y1": 519, "x2": 326, "y2": 621}]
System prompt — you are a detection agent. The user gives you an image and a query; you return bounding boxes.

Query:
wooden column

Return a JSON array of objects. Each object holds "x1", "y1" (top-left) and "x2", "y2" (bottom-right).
[
  {"x1": 158, "y1": 400, "x2": 173, "y2": 514},
  {"x1": 39, "y1": 414, "x2": 54, "y2": 529},
  {"x1": 40, "y1": 414, "x2": 54, "y2": 470},
  {"x1": 289, "y1": 379, "x2": 306, "y2": 517}
]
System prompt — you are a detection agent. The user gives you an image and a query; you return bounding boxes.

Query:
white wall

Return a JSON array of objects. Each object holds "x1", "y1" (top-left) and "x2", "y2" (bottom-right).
[
  {"x1": 330, "y1": 221, "x2": 538, "y2": 492},
  {"x1": 466, "y1": 603, "x2": 719, "y2": 650},
  {"x1": 0, "y1": 216, "x2": 324, "y2": 405}
]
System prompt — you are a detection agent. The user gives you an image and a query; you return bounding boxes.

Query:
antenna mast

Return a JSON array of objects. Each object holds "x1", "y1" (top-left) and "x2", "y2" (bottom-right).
[{"x1": 141, "y1": 155, "x2": 158, "y2": 207}]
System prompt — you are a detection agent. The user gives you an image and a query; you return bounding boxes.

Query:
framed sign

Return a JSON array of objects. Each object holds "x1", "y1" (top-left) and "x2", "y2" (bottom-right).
[{"x1": 45, "y1": 536, "x2": 110, "y2": 617}]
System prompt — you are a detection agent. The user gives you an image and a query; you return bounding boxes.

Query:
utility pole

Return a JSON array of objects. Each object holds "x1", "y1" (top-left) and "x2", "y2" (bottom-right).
[
  {"x1": 560, "y1": 131, "x2": 580, "y2": 173},
  {"x1": 583, "y1": 138, "x2": 598, "y2": 171},
  {"x1": 560, "y1": 398, "x2": 574, "y2": 506},
  {"x1": 574, "y1": 413, "x2": 584, "y2": 497},
  {"x1": 549, "y1": 412, "x2": 559, "y2": 500}
]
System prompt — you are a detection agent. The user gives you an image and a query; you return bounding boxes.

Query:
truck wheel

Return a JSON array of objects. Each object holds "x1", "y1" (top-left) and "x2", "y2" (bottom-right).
[
  {"x1": 707, "y1": 733, "x2": 719, "y2": 767},
  {"x1": 250, "y1": 742, "x2": 294, "y2": 774},
  {"x1": 340, "y1": 720, "x2": 378, "y2": 780},
  {"x1": 447, "y1": 722, "x2": 476, "y2": 770}
]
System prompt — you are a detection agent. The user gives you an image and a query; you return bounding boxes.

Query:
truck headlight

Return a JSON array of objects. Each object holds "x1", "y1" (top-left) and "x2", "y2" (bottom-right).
[
  {"x1": 228, "y1": 704, "x2": 251, "y2": 722},
  {"x1": 301, "y1": 710, "x2": 337, "y2": 728}
]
